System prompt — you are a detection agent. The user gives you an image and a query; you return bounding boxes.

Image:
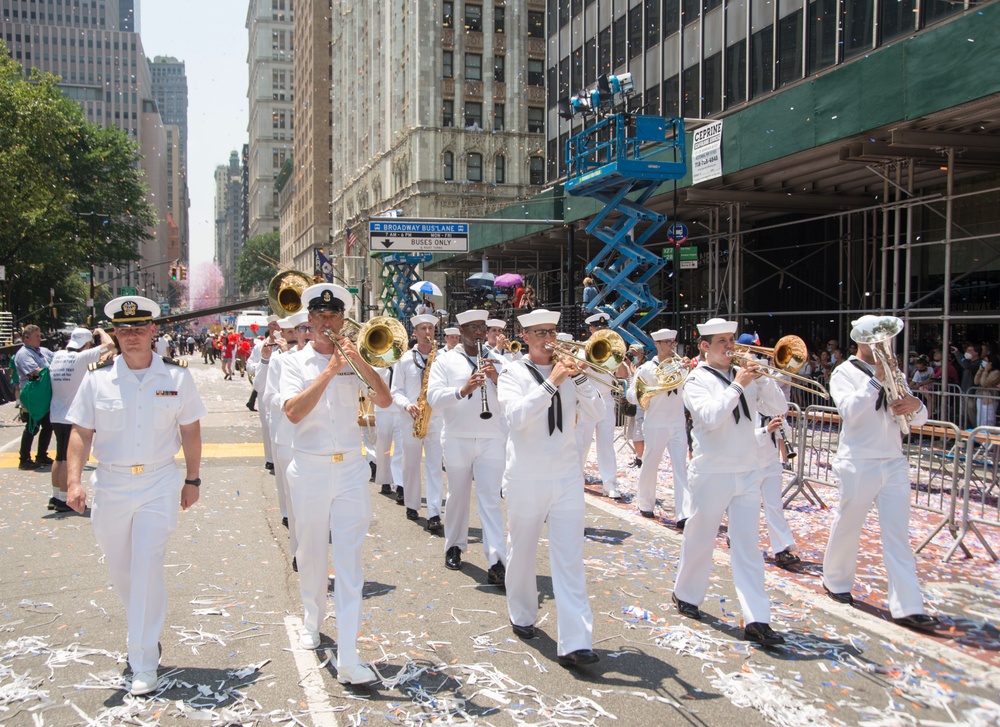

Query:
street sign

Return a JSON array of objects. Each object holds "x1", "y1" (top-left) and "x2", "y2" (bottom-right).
[
  {"x1": 159, "y1": 303, "x2": 170, "y2": 315},
  {"x1": 369, "y1": 221, "x2": 469, "y2": 253},
  {"x1": 346, "y1": 286, "x2": 359, "y2": 295},
  {"x1": 121, "y1": 286, "x2": 137, "y2": 295},
  {"x1": 661, "y1": 245, "x2": 698, "y2": 270},
  {"x1": 667, "y1": 222, "x2": 689, "y2": 245}
]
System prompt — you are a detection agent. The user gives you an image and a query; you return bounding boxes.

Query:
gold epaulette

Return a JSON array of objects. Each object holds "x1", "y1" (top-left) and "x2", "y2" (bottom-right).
[
  {"x1": 161, "y1": 356, "x2": 188, "y2": 368},
  {"x1": 88, "y1": 358, "x2": 115, "y2": 371}
]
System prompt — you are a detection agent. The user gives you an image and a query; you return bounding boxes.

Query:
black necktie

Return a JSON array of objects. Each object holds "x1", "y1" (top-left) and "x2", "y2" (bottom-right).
[
  {"x1": 703, "y1": 367, "x2": 750, "y2": 423},
  {"x1": 525, "y1": 364, "x2": 562, "y2": 435}
]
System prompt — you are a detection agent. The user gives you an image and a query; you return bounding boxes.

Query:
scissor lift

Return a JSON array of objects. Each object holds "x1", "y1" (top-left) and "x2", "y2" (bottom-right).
[
  {"x1": 378, "y1": 252, "x2": 432, "y2": 320},
  {"x1": 566, "y1": 113, "x2": 687, "y2": 349}
]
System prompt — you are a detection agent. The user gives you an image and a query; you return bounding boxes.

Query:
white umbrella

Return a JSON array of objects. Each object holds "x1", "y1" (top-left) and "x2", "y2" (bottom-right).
[{"x1": 410, "y1": 280, "x2": 443, "y2": 296}]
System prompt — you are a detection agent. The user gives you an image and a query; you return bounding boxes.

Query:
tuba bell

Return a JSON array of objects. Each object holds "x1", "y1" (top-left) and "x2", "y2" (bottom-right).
[{"x1": 267, "y1": 270, "x2": 313, "y2": 316}]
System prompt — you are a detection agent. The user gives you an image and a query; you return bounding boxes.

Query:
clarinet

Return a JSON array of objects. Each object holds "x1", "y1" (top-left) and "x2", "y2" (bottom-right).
[
  {"x1": 477, "y1": 339, "x2": 493, "y2": 420},
  {"x1": 777, "y1": 418, "x2": 796, "y2": 460}
]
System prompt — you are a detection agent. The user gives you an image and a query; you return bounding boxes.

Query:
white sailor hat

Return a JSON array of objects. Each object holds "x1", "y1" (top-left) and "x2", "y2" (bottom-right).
[
  {"x1": 277, "y1": 316, "x2": 295, "y2": 329},
  {"x1": 302, "y1": 283, "x2": 351, "y2": 312},
  {"x1": 410, "y1": 314, "x2": 438, "y2": 327},
  {"x1": 266, "y1": 314, "x2": 279, "y2": 324},
  {"x1": 287, "y1": 311, "x2": 310, "y2": 328},
  {"x1": 518, "y1": 308, "x2": 560, "y2": 328},
  {"x1": 456, "y1": 309, "x2": 489, "y2": 326},
  {"x1": 66, "y1": 327, "x2": 94, "y2": 350},
  {"x1": 696, "y1": 317, "x2": 738, "y2": 336},
  {"x1": 486, "y1": 319, "x2": 506, "y2": 330},
  {"x1": 443, "y1": 327, "x2": 460, "y2": 336},
  {"x1": 651, "y1": 328, "x2": 677, "y2": 342},
  {"x1": 585, "y1": 312, "x2": 609, "y2": 326},
  {"x1": 556, "y1": 332, "x2": 574, "y2": 342},
  {"x1": 105, "y1": 295, "x2": 159, "y2": 327}
]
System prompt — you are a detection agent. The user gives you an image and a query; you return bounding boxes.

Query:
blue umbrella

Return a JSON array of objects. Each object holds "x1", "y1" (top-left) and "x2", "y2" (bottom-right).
[
  {"x1": 466, "y1": 272, "x2": 496, "y2": 290},
  {"x1": 410, "y1": 280, "x2": 443, "y2": 296}
]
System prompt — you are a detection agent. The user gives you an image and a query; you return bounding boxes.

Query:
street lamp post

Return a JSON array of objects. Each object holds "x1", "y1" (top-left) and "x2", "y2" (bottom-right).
[{"x1": 76, "y1": 212, "x2": 110, "y2": 326}]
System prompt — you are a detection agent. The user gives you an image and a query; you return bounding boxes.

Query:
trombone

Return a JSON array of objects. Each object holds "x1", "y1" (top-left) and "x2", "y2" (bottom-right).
[
  {"x1": 728, "y1": 335, "x2": 830, "y2": 399},
  {"x1": 546, "y1": 329, "x2": 626, "y2": 394}
]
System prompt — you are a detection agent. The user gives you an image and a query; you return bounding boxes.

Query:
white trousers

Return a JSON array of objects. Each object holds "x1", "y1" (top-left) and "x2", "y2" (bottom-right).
[
  {"x1": 274, "y1": 443, "x2": 297, "y2": 554},
  {"x1": 761, "y1": 459, "x2": 796, "y2": 554},
  {"x1": 287, "y1": 452, "x2": 370, "y2": 669},
  {"x1": 636, "y1": 425, "x2": 690, "y2": 518},
  {"x1": 674, "y1": 469, "x2": 771, "y2": 624},
  {"x1": 977, "y1": 398, "x2": 998, "y2": 428},
  {"x1": 267, "y1": 407, "x2": 288, "y2": 518},
  {"x1": 506, "y1": 475, "x2": 593, "y2": 657},
  {"x1": 258, "y1": 404, "x2": 272, "y2": 463},
  {"x1": 823, "y1": 457, "x2": 925, "y2": 618},
  {"x1": 575, "y1": 396, "x2": 618, "y2": 490},
  {"x1": 442, "y1": 437, "x2": 505, "y2": 566},
  {"x1": 91, "y1": 465, "x2": 181, "y2": 673},
  {"x1": 400, "y1": 417, "x2": 444, "y2": 517},
  {"x1": 374, "y1": 411, "x2": 402, "y2": 487}
]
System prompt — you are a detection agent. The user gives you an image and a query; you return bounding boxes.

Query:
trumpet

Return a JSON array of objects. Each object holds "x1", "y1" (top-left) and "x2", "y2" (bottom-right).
[
  {"x1": 546, "y1": 329, "x2": 626, "y2": 394},
  {"x1": 477, "y1": 339, "x2": 493, "y2": 420},
  {"x1": 498, "y1": 339, "x2": 521, "y2": 354},
  {"x1": 728, "y1": 335, "x2": 830, "y2": 399}
]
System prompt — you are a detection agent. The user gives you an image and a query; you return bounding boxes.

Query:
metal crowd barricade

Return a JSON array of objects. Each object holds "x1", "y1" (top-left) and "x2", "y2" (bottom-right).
[
  {"x1": 904, "y1": 420, "x2": 967, "y2": 556},
  {"x1": 944, "y1": 426, "x2": 1000, "y2": 562},
  {"x1": 783, "y1": 405, "x2": 841, "y2": 509}
]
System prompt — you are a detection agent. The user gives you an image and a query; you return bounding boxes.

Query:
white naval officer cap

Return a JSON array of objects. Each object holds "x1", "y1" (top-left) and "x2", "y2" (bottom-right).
[
  {"x1": 302, "y1": 283, "x2": 352, "y2": 313},
  {"x1": 443, "y1": 327, "x2": 460, "y2": 336},
  {"x1": 486, "y1": 319, "x2": 506, "y2": 330},
  {"x1": 410, "y1": 314, "x2": 438, "y2": 327},
  {"x1": 104, "y1": 295, "x2": 159, "y2": 327},
  {"x1": 585, "y1": 312, "x2": 610, "y2": 326},
  {"x1": 651, "y1": 328, "x2": 677, "y2": 342},
  {"x1": 455, "y1": 309, "x2": 489, "y2": 325},
  {"x1": 556, "y1": 332, "x2": 574, "y2": 342},
  {"x1": 518, "y1": 308, "x2": 560, "y2": 328},
  {"x1": 66, "y1": 327, "x2": 94, "y2": 350},
  {"x1": 696, "y1": 318, "x2": 738, "y2": 336}
]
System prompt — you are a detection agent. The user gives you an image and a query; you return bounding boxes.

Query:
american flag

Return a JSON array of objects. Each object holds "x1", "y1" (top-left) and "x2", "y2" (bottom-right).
[{"x1": 346, "y1": 227, "x2": 358, "y2": 256}]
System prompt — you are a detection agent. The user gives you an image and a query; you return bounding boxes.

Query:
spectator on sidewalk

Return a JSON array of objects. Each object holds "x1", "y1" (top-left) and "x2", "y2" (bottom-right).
[
  {"x1": 14, "y1": 325, "x2": 54, "y2": 471},
  {"x1": 974, "y1": 354, "x2": 1000, "y2": 428}
]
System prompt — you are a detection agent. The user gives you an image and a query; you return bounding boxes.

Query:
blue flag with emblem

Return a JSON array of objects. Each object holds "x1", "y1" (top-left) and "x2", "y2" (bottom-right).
[{"x1": 314, "y1": 248, "x2": 334, "y2": 283}]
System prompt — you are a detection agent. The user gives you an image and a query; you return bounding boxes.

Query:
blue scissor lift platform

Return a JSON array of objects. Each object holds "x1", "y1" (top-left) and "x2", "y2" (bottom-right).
[
  {"x1": 566, "y1": 113, "x2": 687, "y2": 349},
  {"x1": 378, "y1": 252, "x2": 432, "y2": 321}
]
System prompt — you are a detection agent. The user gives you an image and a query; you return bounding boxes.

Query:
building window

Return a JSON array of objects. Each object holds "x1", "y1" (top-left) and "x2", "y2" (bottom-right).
[
  {"x1": 613, "y1": 15, "x2": 626, "y2": 66},
  {"x1": 443, "y1": 50, "x2": 453, "y2": 78},
  {"x1": 628, "y1": 4, "x2": 643, "y2": 60},
  {"x1": 443, "y1": 1, "x2": 454, "y2": 27},
  {"x1": 494, "y1": 102, "x2": 505, "y2": 131},
  {"x1": 465, "y1": 3, "x2": 482, "y2": 32},
  {"x1": 527, "y1": 58, "x2": 544, "y2": 86},
  {"x1": 467, "y1": 153, "x2": 483, "y2": 182},
  {"x1": 645, "y1": 0, "x2": 660, "y2": 49},
  {"x1": 881, "y1": 0, "x2": 915, "y2": 42},
  {"x1": 465, "y1": 101, "x2": 483, "y2": 128},
  {"x1": 494, "y1": 55, "x2": 505, "y2": 83},
  {"x1": 465, "y1": 53, "x2": 482, "y2": 81},
  {"x1": 495, "y1": 154, "x2": 506, "y2": 183},
  {"x1": 842, "y1": 0, "x2": 873, "y2": 59},
  {"x1": 528, "y1": 11, "x2": 544, "y2": 38},
  {"x1": 494, "y1": 5, "x2": 505, "y2": 33},
  {"x1": 807, "y1": 0, "x2": 837, "y2": 74},
  {"x1": 527, "y1": 106, "x2": 544, "y2": 133},
  {"x1": 529, "y1": 156, "x2": 544, "y2": 185},
  {"x1": 776, "y1": 8, "x2": 803, "y2": 88},
  {"x1": 443, "y1": 151, "x2": 454, "y2": 180},
  {"x1": 443, "y1": 99, "x2": 454, "y2": 127}
]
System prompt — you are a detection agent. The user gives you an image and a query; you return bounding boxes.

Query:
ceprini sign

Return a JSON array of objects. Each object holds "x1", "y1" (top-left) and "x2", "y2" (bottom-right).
[{"x1": 369, "y1": 221, "x2": 469, "y2": 252}]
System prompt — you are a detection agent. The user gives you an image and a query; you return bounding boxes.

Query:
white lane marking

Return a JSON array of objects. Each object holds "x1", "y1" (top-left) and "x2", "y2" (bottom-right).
[{"x1": 283, "y1": 614, "x2": 341, "y2": 727}]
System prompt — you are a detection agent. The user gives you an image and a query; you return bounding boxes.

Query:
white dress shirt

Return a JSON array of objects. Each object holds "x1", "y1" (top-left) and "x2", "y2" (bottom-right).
[
  {"x1": 426, "y1": 348, "x2": 508, "y2": 440},
  {"x1": 627, "y1": 356, "x2": 686, "y2": 429},
  {"x1": 390, "y1": 349, "x2": 442, "y2": 425}
]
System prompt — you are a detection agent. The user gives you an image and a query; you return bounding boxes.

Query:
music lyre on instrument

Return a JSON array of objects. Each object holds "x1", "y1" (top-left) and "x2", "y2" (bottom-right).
[
  {"x1": 545, "y1": 329, "x2": 626, "y2": 395},
  {"x1": 727, "y1": 335, "x2": 830, "y2": 399},
  {"x1": 477, "y1": 339, "x2": 493, "y2": 420}
]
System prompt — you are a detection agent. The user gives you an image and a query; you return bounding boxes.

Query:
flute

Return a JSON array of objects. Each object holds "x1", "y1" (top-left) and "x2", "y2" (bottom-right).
[{"x1": 477, "y1": 339, "x2": 493, "y2": 420}]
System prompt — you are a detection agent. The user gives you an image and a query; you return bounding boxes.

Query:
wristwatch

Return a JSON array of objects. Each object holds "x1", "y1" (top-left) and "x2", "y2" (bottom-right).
[{"x1": 184, "y1": 478, "x2": 202, "y2": 487}]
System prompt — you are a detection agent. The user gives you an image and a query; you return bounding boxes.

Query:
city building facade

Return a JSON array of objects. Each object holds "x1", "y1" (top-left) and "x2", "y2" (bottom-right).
[
  {"x1": 215, "y1": 151, "x2": 245, "y2": 303},
  {"x1": 149, "y1": 55, "x2": 189, "y2": 262},
  {"x1": 246, "y1": 0, "x2": 294, "y2": 241}
]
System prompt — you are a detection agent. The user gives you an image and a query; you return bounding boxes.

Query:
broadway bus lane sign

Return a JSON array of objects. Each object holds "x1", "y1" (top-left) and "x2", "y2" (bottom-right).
[{"x1": 369, "y1": 221, "x2": 470, "y2": 253}]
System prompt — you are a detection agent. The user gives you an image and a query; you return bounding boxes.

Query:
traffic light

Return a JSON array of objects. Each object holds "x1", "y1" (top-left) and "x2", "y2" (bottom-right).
[
  {"x1": 179, "y1": 265, "x2": 187, "y2": 281},
  {"x1": 170, "y1": 265, "x2": 178, "y2": 281}
]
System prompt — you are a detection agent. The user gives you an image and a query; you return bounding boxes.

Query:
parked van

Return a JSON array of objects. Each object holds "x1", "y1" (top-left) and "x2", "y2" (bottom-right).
[{"x1": 234, "y1": 310, "x2": 269, "y2": 338}]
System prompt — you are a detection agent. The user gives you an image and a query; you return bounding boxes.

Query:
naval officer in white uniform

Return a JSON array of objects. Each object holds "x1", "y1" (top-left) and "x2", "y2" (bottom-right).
[
  {"x1": 66, "y1": 295, "x2": 206, "y2": 696},
  {"x1": 672, "y1": 317, "x2": 788, "y2": 648},
  {"x1": 426, "y1": 308, "x2": 508, "y2": 582},
  {"x1": 279, "y1": 284, "x2": 393, "y2": 686},
  {"x1": 627, "y1": 328, "x2": 692, "y2": 526},
  {"x1": 498, "y1": 308, "x2": 604, "y2": 668},
  {"x1": 822, "y1": 315, "x2": 938, "y2": 633}
]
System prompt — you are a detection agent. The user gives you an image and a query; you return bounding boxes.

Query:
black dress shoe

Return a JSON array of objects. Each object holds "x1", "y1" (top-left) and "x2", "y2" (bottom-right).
[
  {"x1": 380, "y1": 484, "x2": 393, "y2": 495},
  {"x1": 395, "y1": 487, "x2": 405, "y2": 504},
  {"x1": 426, "y1": 515, "x2": 442, "y2": 533},
  {"x1": 511, "y1": 622, "x2": 535, "y2": 639},
  {"x1": 35, "y1": 456, "x2": 54, "y2": 466},
  {"x1": 672, "y1": 593, "x2": 702, "y2": 620},
  {"x1": 281, "y1": 516, "x2": 288, "y2": 528},
  {"x1": 369, "y1": 461, "x2": 377, "y2": 482},
  {"x1": 47, "y1": 496, "x2": 58, "y2": 511},
  {"x1": 675, "y1": 518, "x2": 687, "y2": 532},
  {"x1": 445, "y1": 546, "x2": 462, "y2": 570},
  {"x1": 246, "y1": 403, "x2": 257, "y2": 411},
  {"x1": 265, "y1": 462, "x2": 274, "y2": 472},
  {"x1": 774, "y1": 549, "x2": 801, "y2": 569},
  {"x1": 823, "y1": 584, "x2": 854, "y2": 605},
  {"x1": 52, "y1": 499, "x2": 73, "y2": 513},
  {"x1": 558, "y1": 649, "x2": 600, "y2": 667},
  {"x1": 291, "y1": 557, "x2": 297, "y2": 572},
  {"x1": 639, "y1": 510, "x2": 655, "y2": 518},
  {"x1": 486, "y1": 561, "x2": 506, "y2": 589},
  {"x1": 744, "y1": 622, "x2": 785, "y2": 647},
  {"x1": 406, "y1": 508, "x2": 419, "y2": 521},
  {"x1": 18, "y1": 460, "x2": 39, "y2": 471},
  {"x1": 893, "y1": 614, "x2": 940, "y2": 633}
]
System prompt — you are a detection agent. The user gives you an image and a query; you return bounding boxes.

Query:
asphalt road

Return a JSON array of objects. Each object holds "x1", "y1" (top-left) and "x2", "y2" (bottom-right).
[{"x1": 0, "y1": 356, "x2": 996, "y2": 726}]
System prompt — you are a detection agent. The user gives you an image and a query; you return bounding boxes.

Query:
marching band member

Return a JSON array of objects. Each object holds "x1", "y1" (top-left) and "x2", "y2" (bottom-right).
[
  {"x1": 262, "y1": 313, "x2": 306, "y2": 567},
  {"x1": 372, "y1": 363, "x2": 404, "y2": 496},
  {"x1": 623, "y1": 343, "x2": 646, "y2": 468},
  {"x1": 575, "y1": 312, "x2": 621, "y2": 499},
  {"x1": 822, "y1": 315, "x2": 938, "y2": 633},
  {"x1": 246, "y1": 315, "x2": 282, "y2": 471},
  {"x1": 278, "y1": 284, "x2": 392, "y2": 685},
  {"x1": 442, "y1": 327, "x2": 461, "y2": 352},
  {"x1": 498, "y1": 309, "x2": 604, "y2": 668},
  {"x1": 390, "y1": 314, "x2": 445, "y2": 529},
  {"x1": 65, "y1": 295, "x2": 206, "y2": 695},
  {"x1": 627, "y1": 329, "x2": 691, "y2": 527},
  {"x1": 673, "y1": 318, "x2": 788, "y2": 647},
  {"x1": 426, "y1": 309, "x2": 508, "y2": 581}
]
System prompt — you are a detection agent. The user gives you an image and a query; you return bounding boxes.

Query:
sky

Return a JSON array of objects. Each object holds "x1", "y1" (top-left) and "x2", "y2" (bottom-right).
[{"x1": 139, "y1": 0, "x2": 249, "y2": 269}]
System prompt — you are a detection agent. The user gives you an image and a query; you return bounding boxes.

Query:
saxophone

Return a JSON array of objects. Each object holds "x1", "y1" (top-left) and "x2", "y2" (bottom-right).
[{"x1": 412, "y1": 339, "x2": 436, "y2": 439}]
